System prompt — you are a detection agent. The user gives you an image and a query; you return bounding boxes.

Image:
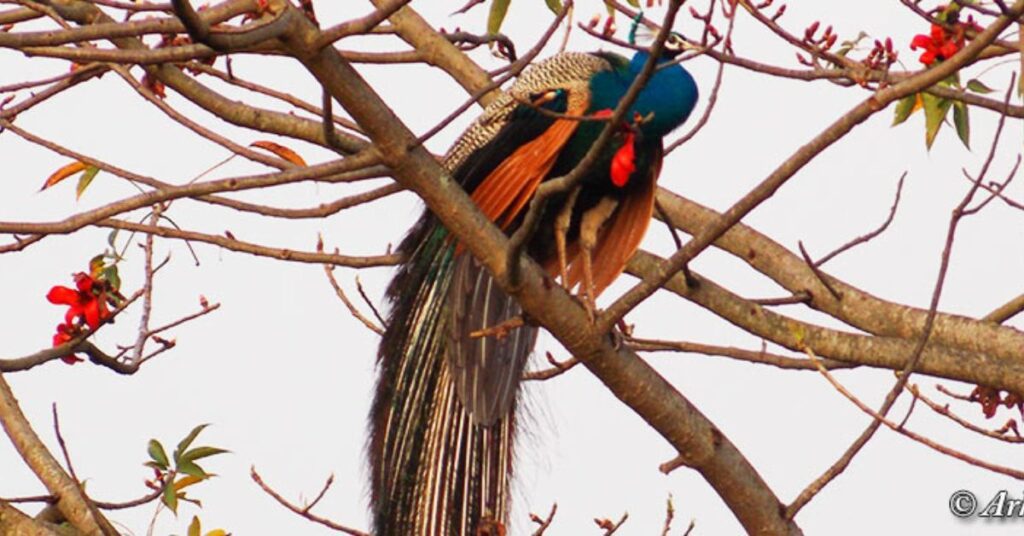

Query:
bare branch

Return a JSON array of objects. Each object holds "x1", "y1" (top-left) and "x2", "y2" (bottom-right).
[
  {"x1": 807, "y1": 349, "x2": 1024, "y2": 480},
  {"x1": 813, "y1": 172, "x2": 907, "y2": 267},
  {"x1": 250, "y1": 467, "x2": 369, "y2": 535},
  {"x1": 0, "y1": 374, "x2": 118, "y2": 534}
]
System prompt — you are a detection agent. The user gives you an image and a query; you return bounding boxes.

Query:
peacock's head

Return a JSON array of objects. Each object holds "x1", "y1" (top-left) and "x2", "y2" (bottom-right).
[
  {"x1": 662, "y1": 32, "x2": 689, "y2": 58},
  {"x1": 628, "y1": 11, "x2": 691, "y2": 59}
]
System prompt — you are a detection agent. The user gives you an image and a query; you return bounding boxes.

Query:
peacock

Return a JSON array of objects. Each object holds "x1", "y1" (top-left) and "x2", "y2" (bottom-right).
[{"x1": 370, "y1": 30, "x2": 699, "y2": 536}]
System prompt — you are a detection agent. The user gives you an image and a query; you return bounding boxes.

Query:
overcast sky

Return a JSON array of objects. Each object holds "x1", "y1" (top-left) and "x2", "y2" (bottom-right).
[{"x1": 2, "y1": 1, "x2": 1024, "y2": 534}]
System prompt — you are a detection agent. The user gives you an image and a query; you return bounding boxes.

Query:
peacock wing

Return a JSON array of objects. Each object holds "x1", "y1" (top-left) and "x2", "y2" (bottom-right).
[{"x1": 444, "y1": 53, "x2": 616, "y2": 424}]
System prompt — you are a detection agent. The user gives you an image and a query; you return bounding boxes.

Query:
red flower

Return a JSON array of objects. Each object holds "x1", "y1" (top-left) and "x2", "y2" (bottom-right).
[
  {"x1": 47, "y1": 272, "x2": 109, "y2": 331},
  {"x1": 910, "y1": 23, "x2": 962, "y2": 66},
  {"x1": 51, "y1": 323, "x2": 84, "y2": 365}
]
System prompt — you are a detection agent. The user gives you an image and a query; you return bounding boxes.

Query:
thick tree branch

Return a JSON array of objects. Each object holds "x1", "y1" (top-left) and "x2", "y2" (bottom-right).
[
  {"x1": 367, "y1": 0, "x2": 499, "y2": 106},
  {"x1": 653, "y1": 188, "x2": 1024, "y2": 369},
  {"x1": 0, "y1": 374, "x2": 117, "y2": 534},
  {"x1": 625, "y1": 250, "x2": 1024, "y2": 395}
]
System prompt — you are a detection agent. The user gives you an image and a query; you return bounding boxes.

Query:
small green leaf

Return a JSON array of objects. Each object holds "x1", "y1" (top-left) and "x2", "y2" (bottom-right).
[
  {"x1": 107, "y1": 229, "x2": 119, "y2": 250},
  {"x1": 966, "y1": 79, "x2": 994, "y2": 94},
  {"x1": 487, "y1": 0, "x2": 510, "y2": 35},
  {"x1": 181, "y1": 446, "x2": 229, "y2": 463},
  {"x1": 163, "y1": 482, "x2": 179, "y2": 514},
  {"x1": 103, "y1": 265, "x2": 121, "y2": 292},
  {"x1": 543, "y1": 0, "x2": 561, "y2": 13},
  {"x1": 174, "y1": 424, "x2": 209, "y2": 465},
  {"x1": 922, "y1": 93, "x2": 952, "y2": 149},
  {"x1": 892, "y1": 93, "x2": 919, "y2": 126},
  {"x1": 953, "y1": 101, "x2": 970, "y2": 149},
  {"x1": 177, "y1": 460, "x2": 208, "y2": 479},
  {"x1": 836, "y1": 31, "x2": 867, "y2": 57},
  {"x1": 148, "y1": 439, "x2": 169, "y2": 469},
  {"x1": 188, "y1": 516, "x2": 202, "y2": 536},
  {"x1": 75, "y1": 166, "x2": 100, "y2": 200}
]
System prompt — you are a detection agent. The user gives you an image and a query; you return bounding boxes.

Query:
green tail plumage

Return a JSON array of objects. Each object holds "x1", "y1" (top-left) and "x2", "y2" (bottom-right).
[{"x1": 370, "y1": 222, "x2": 524, "y2": 535}]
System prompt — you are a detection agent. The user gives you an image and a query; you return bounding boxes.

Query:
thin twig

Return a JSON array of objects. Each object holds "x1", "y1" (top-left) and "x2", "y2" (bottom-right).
[
  {"x1": 530, "y1": 503, "x2": 558, "y2": 536},
  {"x1": 908, "y1": 383, "x2": 1024, "y2": 443},
  {"x1": 814, "y1": 172, "x2": 907, "y2": 267},
  {"x1": 50, "y1": 404, "x2": 79, "y2": 486},
  {"x1": 323, "y1": 263, "x2": 385, "y2": 336},
  {"x1": 629, "y1": 336, "x2": 856, "y2": 371},
  {"x1": 797, "y1": 241, "x2": 841, "y2": 300},
  {"x1": 302, "y1": 474, "x2": 334, "y2": 513},
  {"x1": 523, "y1": 352, "x2": 580, "y2": 381},
  {"x1": 354, "y1": 275, "x2": 387, "y2": 328},
  {"x1": 250, "y1": 467, "x2": 369, "y2": 536},
  {"x1": 807, "y1": 349, "x2": 1024, "y2": 480},
  {"x1": 595, "y1": 512, "x2": 629, "y2": 535}
]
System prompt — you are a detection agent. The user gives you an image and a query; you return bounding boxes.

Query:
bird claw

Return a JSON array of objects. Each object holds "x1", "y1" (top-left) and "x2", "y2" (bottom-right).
[{"x1": 583, "y1": 294, "x2": 598, "y2": 324}]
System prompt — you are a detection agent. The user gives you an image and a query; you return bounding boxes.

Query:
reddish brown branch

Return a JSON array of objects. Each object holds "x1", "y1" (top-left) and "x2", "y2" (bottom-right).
[
  {"x1": 250, "y1": 467, "x2": 369, "y2": 535},
  {"x1": 808, "y1": 350, "x2": 1024, "y2": 480}
]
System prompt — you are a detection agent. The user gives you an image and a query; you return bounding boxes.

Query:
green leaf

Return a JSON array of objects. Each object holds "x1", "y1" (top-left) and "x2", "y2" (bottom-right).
[
  {"x1": 163, "y1": 482, "x2": 179, "y2": 514},
  {"x1": 966, "y1": 79, "x2": 994, "y2": 94},
  {"x1": 953, "y1": 101, "x2": 970, "y2": 149},
  {"x1": 836, "y1": 31, "x2": 867, "y2": 57},
  {"x1": 892, "y1": 94, "x2": 918, "y2": 126},
  {"x1": 75, "y1": 166, "x2": 100, "y2": 200},
  {"x1": 174, "y1": 424, "x2": 210, "y2": 465},
  {"x1": 921, "y1": 92, "x2": 952, "y2": 149},
  {"x1": 148, "y1": 439, "x2": 169, "y2": 469},
  {"x1": 487, "y1": 0, "x2": 510, "y2": 35},
  {"x1": 543, "y1": 0, "x2": 561, "y2": 14},
  {"x1": 188, "y1": 516, "x2": 202, "y2": 536},
  {"x1": 177, "y1": 460, "x2": 208, "y2": 479},
  {"x1": 107, "y1": 229, "x2": 119, "y2": 251},
  {"x1": 103, "y1": 265, "x2": 121, "y2": 292},
  {"x1": 181, "y1": 446, "x2": 229, "y2": 463}
]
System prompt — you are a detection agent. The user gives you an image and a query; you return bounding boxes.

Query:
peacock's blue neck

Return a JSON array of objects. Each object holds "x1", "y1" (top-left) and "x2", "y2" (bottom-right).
[{"x1": 589, "y1": 51, "x2": 698, "y2": 139}]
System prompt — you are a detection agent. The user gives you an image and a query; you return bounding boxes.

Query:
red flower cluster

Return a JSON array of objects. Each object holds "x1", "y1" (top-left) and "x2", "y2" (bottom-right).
[
  {"x1": 47, "y1": 271, "x2": 112, "y2": 364},
  {"x1": 910, "y1": 24, "x2": 959, "y2": 65}
]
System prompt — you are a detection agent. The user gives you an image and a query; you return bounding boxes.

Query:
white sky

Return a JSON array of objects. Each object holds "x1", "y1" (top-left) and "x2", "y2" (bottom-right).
[{"x1": 2, "y1": 1, "x2": 1024, "y2": 534}]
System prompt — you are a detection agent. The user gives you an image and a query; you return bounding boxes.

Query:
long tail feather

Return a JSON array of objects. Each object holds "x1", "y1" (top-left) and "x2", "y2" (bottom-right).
[{"x1": 371, "y1": 220, "x2": 519, "y2": 535}]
